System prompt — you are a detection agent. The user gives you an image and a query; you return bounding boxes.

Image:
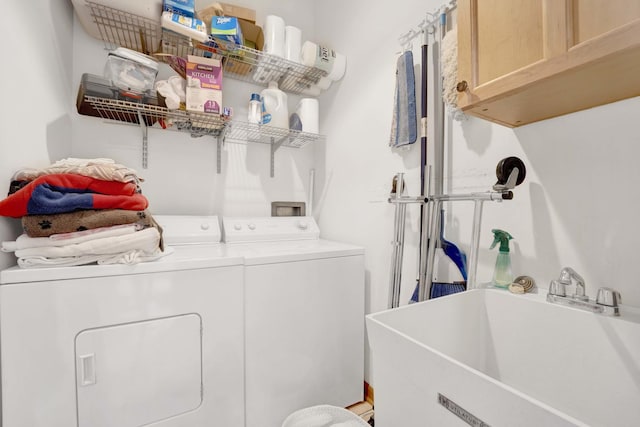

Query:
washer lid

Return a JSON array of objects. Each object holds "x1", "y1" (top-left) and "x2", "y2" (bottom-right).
[
  {"x1": 226, "y1": 239, "x2": 364, "y2": 265},
  {"x1": 154, "y1": 215, "x2": 221, "y2": 245}
]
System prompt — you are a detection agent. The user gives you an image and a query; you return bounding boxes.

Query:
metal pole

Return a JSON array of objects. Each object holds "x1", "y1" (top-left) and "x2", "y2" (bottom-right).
[
  {"x1": 420, "y1": 198, "x2": 441, "y2": 301},
  {"x1": 388, "y1": 173, "x2": 407, "y2": 308},
  {"x1": 467, "y1": 199, "x2": 485, "y2": 289}
]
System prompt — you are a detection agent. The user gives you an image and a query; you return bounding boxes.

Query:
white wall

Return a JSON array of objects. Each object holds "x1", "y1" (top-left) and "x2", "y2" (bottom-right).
[
  {"x1": 0, "y1": 1, "x2": 74, "y2": 269},
  {"x1": 314, "y1": 0, "x2": 640, "y2": 386},
  {"x1": 71, "y1": 0, "x2": 317, "y2": 216}
]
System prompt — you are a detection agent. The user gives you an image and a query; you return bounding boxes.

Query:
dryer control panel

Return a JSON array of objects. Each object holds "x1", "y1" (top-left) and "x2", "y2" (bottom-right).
[
  {"x1": 154, "y1": 215, "x2": 221, "y2": 245},
  {"x1": 222, "y1": 217, "x2": 320, "y2": 243}
]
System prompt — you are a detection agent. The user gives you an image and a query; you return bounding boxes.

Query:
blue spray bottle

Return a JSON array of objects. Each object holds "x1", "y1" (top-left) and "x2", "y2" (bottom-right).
[{"x1": 490, "y1": 229, "x2": 513, "y2": 288}]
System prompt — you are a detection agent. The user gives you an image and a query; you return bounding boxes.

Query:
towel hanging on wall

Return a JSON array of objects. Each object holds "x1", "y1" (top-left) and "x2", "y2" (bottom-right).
[{"x1": 389, "y1": 50, "x2": 417, "y2": 147}]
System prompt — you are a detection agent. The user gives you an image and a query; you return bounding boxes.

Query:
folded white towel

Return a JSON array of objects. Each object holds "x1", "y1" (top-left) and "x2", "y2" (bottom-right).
[
  {"x1": 12, "y1": 157, "x2": 142, "y2": 184},
  {"x1": 2, "y1": 224, "x2": 138, "y2": 252},
  {"x1": 17, "y1": 246, "x2": 174, "y2": 268},
  {"x1": 15, "y1": 227, "x2": 160, "y2": 258}
]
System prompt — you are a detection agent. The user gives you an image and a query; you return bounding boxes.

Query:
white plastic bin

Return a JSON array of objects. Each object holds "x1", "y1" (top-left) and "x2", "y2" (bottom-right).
[{"x1": 282, "y1": 405, "x2": 370, "y2": 427}]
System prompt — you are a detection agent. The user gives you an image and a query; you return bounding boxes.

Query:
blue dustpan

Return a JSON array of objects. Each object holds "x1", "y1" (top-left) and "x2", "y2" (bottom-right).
[{"x1": 439, "y1": 209, "x2": 467, "y2": 280}]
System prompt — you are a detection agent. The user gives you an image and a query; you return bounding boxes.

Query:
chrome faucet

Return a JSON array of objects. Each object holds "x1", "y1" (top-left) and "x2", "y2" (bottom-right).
[
  {"x1": 557, "y1": 267, "x2": 588, "y2": 301},
  {"x1": 547, "y1": 267, "x2": 621, "y2": 316}
]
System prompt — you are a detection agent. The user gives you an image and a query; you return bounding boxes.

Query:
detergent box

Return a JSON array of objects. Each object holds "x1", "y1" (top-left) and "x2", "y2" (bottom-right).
[
  {"x1": 163, "y1": 0, "x2": 195, "y2": 18},
  {"x1": 186, "y1": 55, "x2": 223, "y2": 121}
]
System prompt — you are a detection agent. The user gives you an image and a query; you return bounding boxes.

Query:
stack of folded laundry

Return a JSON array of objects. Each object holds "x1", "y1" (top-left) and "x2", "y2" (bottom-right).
[{"x1": 0, "y1": 158, "x2": 168, "y2": 268}]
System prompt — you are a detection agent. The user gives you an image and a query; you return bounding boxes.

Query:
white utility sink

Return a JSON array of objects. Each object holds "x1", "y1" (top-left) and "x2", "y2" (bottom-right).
[{"x1": 366, "y1": 289, "x2": 640, "y2": 427}]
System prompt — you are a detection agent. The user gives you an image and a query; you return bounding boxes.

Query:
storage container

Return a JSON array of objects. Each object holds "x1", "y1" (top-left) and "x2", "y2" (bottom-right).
[
  {"x1": 104, "y1": 47, "x2": 159, "y2": 94},
  {"x1": 77, "y1": 73, "x2": 163, "y2": 125}
]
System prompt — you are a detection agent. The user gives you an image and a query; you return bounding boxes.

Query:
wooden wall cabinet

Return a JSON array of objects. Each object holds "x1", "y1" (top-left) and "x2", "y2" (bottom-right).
[{"x1": 457, "y1": 0, "x2": 640, "y2": 127}]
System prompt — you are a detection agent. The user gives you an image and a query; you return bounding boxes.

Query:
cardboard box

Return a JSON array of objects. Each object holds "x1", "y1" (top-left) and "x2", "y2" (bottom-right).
[
  {"x1": 195, "y1": 2, "x2": 262, "y2": 76},
  {"x1": 186, "y1": 55, "x2": 222, "y2": 127},
  {"x1": 218, "y1": 2, "x2": 255, "y2": 23},
  {"x1": 197, "y1": 2, "x2": 256, "y2": 25},
  {"x1": 224, "y1": 19, "x2": 264, "y2": 75},
  {"x1": 238, "y1": 18, "x2": 263, "y2": 50},
  {"x1": 163, "y1": 0, "x2": 195, "y2": 18}
]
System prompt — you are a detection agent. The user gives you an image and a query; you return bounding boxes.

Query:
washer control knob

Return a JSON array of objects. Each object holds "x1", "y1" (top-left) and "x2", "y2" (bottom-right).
[
  {"x1": 297, "y1": 221, "x2": 309, "y2": 230},
  {"x1": 233, "y1": 224, "x2": 242, "y2": 231},
  {"x1": 201, "y1": 222, "x2": 210, "y2": 230},
  {"x1": 248, "y1": 223, "x2": 256, "y2": 231}
]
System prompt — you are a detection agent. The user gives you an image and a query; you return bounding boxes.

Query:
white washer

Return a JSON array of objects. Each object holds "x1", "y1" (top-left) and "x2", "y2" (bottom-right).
[
  {"x1": 223, "y1": 216, "x2": 365, "y2": 427},
  {"x1": 0, "y1": 216, "x2": 245, "y2": 427}
]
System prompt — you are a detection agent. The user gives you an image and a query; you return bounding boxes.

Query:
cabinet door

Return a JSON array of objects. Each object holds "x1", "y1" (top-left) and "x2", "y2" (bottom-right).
[
  {"x1": 458, "y1": 0, "x2": 544, "y2": 90},
  {"x1": 572, "y1": 1, "x2": 640, "y2": 46},
  {"x1": 457, "y1": 0, "x2": 640, "y2": 127},
  {"x1": 457, "y1": 0, "x2": 572, "y2": 110}
]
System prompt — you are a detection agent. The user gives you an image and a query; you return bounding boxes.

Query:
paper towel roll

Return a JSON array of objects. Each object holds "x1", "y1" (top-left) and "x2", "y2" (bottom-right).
[
  {"x1": 296, "y1": 98, "x2": 319, "y2": 134},
  {"x1": 264, "y1": 15, "x2": 286, "y2": 58},
  {"x1": 285, "y1": 26, "x2": 302, "y2": 63}
]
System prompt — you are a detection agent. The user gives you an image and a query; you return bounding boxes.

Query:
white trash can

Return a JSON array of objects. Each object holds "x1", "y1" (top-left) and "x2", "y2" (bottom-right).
[{"x1": 282, "y1": 405, "x2": 370, "y2": 427}]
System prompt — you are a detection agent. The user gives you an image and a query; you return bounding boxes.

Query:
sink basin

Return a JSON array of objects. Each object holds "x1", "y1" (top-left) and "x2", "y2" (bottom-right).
[{"x1": 366, "y1": 289, "x2": 640, "y2": 427}]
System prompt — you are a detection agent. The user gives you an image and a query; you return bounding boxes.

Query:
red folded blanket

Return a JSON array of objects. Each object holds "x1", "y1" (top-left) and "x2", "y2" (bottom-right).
[{"x1": 0, "y1": 174, "x2": 148, "y2": 218}]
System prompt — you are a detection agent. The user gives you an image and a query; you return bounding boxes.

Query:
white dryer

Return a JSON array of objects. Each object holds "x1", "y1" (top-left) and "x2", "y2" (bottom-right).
[
  {"x1": 223, "y1": 216, "x2": 365, "y2": 427},
  {"x1": 0, "y1": 216, "x2": 245, "y2": 427}
]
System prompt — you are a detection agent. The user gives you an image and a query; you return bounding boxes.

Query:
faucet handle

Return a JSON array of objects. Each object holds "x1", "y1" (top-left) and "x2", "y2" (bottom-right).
[
  {"x1": 548, "y1": 279, "x2": 566, "y2": 297},
  {"x1": 596, "y1": 287, "x2": 621, "y2": 307}
]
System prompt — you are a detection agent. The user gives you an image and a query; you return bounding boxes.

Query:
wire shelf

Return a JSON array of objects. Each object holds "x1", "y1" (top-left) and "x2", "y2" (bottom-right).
[
  {"x1": 85, "y1": 1, "x2": 327, "y2": 94},
  {"x1": 225, "y1": 121, "x2": 324, "y2": 148},
  {"x1": 87, "y1": 2, "x2": 163, "y2": 55},
  {"x1": 83, "y1": 96, "x2": 324, "y2": 148},
  {"x1": 85, "y1": 96, "x2": 227, "y2": 137}
]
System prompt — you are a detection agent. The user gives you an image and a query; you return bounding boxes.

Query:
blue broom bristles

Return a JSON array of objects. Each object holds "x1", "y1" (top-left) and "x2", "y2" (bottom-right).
[
  {"x1": 429, "y1": 281, "x2": 466, "y2": 299},
  {"x1": 409, "y1": 281, "x2": 466, "y2": 302}
]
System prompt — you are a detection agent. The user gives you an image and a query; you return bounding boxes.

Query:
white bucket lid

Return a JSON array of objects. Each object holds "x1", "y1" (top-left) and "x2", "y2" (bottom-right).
[{"x1": 281, "y1": 405, "x2": 369, "y2": 427}]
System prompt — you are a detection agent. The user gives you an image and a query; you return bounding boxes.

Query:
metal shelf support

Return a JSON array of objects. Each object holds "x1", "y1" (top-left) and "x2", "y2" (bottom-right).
[
  {"x1": 137, "y1": 111, "x2": 149, "y2": 169},
  {"x1": 270, "y1": 135, "x2": 288, "y2": 177}
]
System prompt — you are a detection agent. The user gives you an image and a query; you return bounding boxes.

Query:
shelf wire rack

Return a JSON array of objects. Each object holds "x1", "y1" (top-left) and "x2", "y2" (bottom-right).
[
  {"x1": 85, "y1": 96, "x2": 226, "y2": 137},
  {"x1": 85, "y1": 96, "x2": 324, "y2": 147},
  {"x1": 85, "y1": 1, "x2": 327, "y2": 93}
]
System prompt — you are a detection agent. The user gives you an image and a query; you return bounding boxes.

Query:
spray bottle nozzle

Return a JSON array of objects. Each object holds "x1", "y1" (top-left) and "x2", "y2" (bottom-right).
[{"x1": 490, "y1": 229, "x2": 513, "y2": 252}]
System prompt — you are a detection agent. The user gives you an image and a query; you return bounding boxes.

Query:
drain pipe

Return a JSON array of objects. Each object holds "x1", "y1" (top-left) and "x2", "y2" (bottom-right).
[{"x1": 308, "y1": 169, "x2": 315, "y2": 217}]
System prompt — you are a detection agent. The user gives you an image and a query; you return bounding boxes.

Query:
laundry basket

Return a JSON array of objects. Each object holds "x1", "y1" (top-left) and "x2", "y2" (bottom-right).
[{"x1": 282, "y1": 405, "x2": 370, "y2": 427}]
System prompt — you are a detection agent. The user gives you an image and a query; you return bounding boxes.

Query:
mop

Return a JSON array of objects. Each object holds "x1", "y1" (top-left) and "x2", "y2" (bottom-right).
[
  {"x1": 412, "y1": 13, "x2": 467, "y2": 302},
  {"x1": 386, "y1": 46, "x2": 418, "y2": 308},
  {"x1": 441, "y1": 24, "x2": 465, "y2": 120}
]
